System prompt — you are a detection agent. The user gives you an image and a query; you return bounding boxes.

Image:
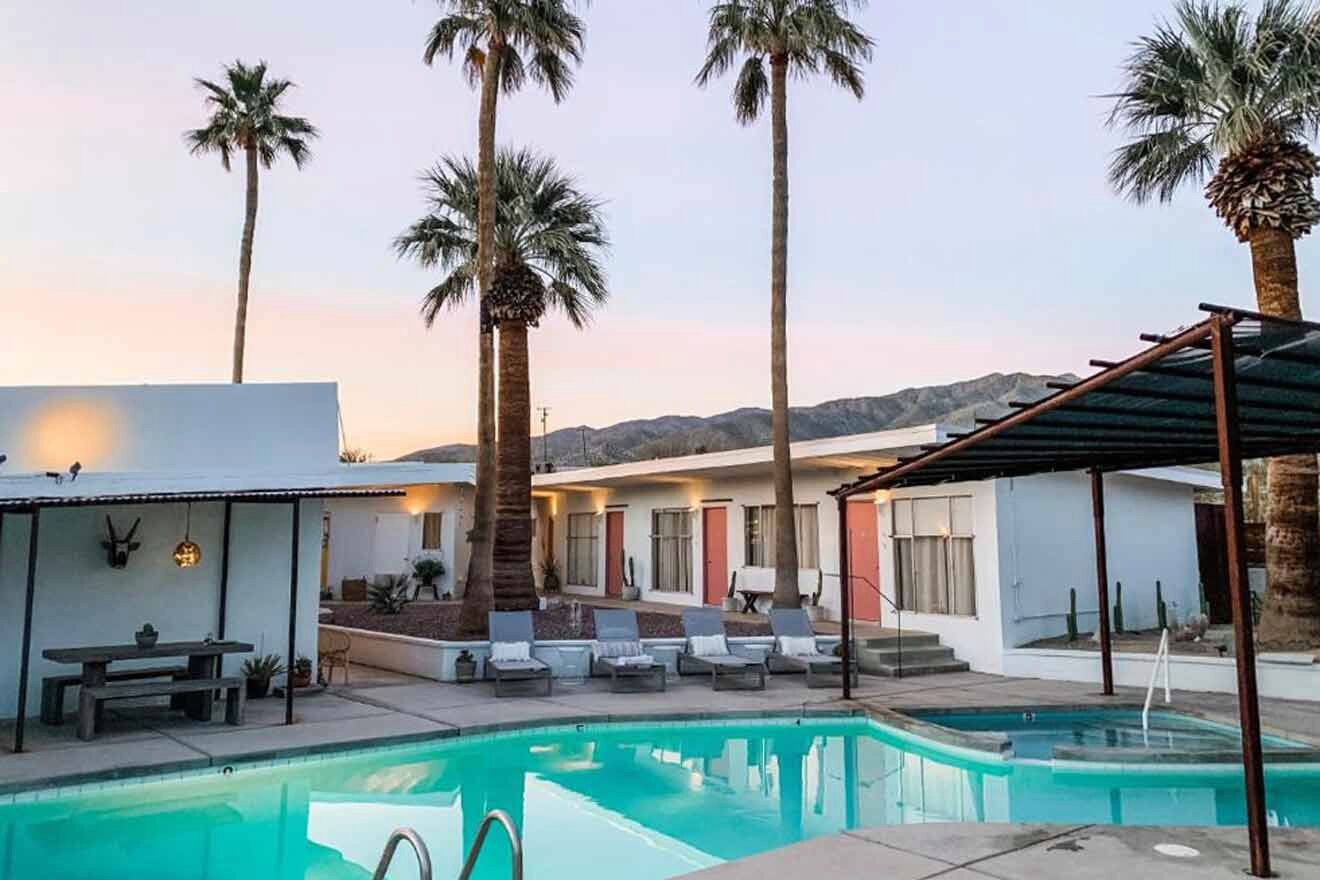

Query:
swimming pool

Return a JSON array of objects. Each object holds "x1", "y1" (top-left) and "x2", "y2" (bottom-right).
[
  {"x1": 2, "y1": 716, "x2": 1318, "y2": 880},
  {"x1": 910, "y1": 708, "x2": 1312, "y2": 760}
]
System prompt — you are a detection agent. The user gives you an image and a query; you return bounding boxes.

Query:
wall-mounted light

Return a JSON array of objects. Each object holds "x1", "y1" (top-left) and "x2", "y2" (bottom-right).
[{"x1": 173, "y1": 503, "x2": 202, "y2": 568}]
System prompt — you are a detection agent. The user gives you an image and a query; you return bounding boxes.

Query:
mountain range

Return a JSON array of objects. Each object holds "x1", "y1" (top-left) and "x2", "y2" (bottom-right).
[{"x1": 399, "y1": 371, "x2": 1076, "y2": 468}]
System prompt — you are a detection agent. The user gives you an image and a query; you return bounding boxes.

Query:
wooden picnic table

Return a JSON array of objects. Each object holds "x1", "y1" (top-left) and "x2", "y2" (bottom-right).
[{"x1": 43, "y1": 640, "x2": 254, "y2": 722}]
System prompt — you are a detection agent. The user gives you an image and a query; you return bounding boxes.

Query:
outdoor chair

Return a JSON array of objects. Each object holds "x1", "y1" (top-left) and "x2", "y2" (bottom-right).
[
  {"x1": 318, "y1": 628, "x2": 351, "y2": 685},
  {"x1": 768, "y1": 608, "x2": 858, "y2": 688},
  {"x1": 487, "y1": 611, "x2": 552, "y2": 697},
  {"x1": 679, "y1": 608, "x2": 766, "y2": 690},
  {"x1": 592, "y1": 609, "x2": 666, "y2": 692}
]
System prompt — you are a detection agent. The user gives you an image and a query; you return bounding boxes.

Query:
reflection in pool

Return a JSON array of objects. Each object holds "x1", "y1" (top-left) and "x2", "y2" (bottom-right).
[{"x1": 1, "y1": 717, "x2": 1317, "y2": 880}]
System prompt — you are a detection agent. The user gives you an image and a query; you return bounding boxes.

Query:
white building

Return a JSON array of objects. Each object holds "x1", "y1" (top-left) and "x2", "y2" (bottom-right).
[
  {"x1": 530, "y1": 427, "x2": 1218, "y2": 674},
  {"x1": 0, "y1": 383, "x2": 471, "y2": 732}
]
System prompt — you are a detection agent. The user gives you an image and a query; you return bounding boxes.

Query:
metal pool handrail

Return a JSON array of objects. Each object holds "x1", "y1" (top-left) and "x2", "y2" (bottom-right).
[
  {"x1": 371, "y1": 828, "x2": 432, "y2": 880},
  {"x1": 1142, "y1": 627, "x2": 1172, "y2": 739},
  {"x1": 458, "y1": 809, "x2": 523, "y2": 880}
]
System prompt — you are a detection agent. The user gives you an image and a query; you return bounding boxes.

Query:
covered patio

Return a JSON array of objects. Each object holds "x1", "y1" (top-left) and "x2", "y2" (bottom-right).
[
  {"x1": 0, "y1": 478, "x2": 403, "y2": 753},
  {"x1": 832, "y1": 303, "x2": 1320, "y2": 877}
]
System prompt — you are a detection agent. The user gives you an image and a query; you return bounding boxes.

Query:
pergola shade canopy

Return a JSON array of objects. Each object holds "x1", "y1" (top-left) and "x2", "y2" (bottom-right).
[{"x1": 834, "y1": 305, "x2": 1320, "y2": 496}]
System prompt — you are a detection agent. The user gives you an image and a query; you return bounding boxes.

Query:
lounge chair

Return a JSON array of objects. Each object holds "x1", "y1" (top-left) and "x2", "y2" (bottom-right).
[
  {"x1": 592, "y1": 609, "x2": 666, "y2": 692},
  {"x1": 679, "y1": 608, "x2": 766, "y2": 690},
  {"x1": 486, "y1": 611, "x2": 552, "y2": 697},
  {"x1": 768, "y1": 608, "x2": 859, "y2": 688}
]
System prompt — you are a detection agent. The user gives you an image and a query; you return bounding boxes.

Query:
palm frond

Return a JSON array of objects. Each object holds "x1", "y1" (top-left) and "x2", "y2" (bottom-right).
[{"x1": 185, "y1": 60, "x2": 319, "y2": 171}]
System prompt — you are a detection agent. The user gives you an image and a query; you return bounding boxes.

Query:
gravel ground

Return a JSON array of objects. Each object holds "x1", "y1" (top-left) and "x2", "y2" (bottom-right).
[{"x1": 322, "y1": 600, "x2": 770, "y2": 640}]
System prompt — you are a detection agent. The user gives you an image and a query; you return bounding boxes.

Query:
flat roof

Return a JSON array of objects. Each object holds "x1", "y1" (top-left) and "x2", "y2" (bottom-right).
[
  {"x1": 834, "y1": 305, "x2": 1320, "y2": 496},
  {"x1": 532, "y1": 425, "x2": 945, "y2": 490}
]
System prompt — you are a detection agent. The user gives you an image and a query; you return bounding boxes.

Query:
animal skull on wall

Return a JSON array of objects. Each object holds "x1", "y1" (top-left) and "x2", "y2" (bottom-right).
[{"x1": 102, "y1": 516, "x2": 142, "y2": 569}]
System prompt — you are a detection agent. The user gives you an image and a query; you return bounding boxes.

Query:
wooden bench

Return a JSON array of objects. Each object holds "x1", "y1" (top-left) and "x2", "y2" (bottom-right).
[
  {"x1": 78, "y1": 676, "x2": 245, "y2": 741},
  {"x1": 41, "y1": 665, "x2": 188, "y2": 725},
  {"x1": 736, "y1": 588, "x2": 811, "y2": 615}
]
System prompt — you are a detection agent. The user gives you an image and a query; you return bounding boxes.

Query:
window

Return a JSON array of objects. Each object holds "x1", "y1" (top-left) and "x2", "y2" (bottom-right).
[
  {"x1": 744, "y1": 504, "x2": 820, "y2": 569},
  {"x1": 651, "y1": 509, "x2": 693, "y2": 592},
  {"x1": 892, "y1": 496, "x2": 975, "y2": 615},
  {"x1": 566, "y1": 513, "x2": 598, "y2": 586},
  {"x1": 421, "y1": 513, "x2": 443, "y2": 551}
]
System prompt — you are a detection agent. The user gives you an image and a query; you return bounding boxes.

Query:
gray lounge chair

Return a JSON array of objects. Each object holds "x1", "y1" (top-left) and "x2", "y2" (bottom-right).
[
  {"x1": 592, "y1": 609, "x2": 666, "y2": 692},
  {"x1": 679, "y1": 608, "x2": 766, "y2": 690},
  {"x1": 768, "y1": 608, "x2": 859, "y2": 688},
  {"x1": 486, "y1": 611, "x2": 552, "y2": 697}
]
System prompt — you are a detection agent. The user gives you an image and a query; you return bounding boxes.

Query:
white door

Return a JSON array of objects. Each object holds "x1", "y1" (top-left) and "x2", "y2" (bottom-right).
[{"x1": 372, "y1": 514, "x2": 412, "y2": 577}]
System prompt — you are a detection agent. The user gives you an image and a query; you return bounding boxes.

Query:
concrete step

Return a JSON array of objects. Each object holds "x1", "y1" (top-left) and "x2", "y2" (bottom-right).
[
  {"x1": 859, "y1": 633, "x2": 941, "y2": 650},
  {"x1": 859, "y1": 644, "x2": 958, "y2": 665},
  {"x1": 863, "y1": 657, "x2": 971, "y2": 678}
]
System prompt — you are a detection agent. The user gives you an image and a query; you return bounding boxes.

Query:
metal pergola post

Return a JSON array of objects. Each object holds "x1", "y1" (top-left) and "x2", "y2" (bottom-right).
[
  {"x1": 837, "y1": 495, "x2": 853, "y2": 701},
  {"x1": 216, "y1": 500, "x2": 233, "y2": 680},
  {"x1": 1209, "y1": 316, "x2": 1270, "y2": 878},
  {"x1": 1089, "y1": 469, "x2": 1115, "y2": 696},
  {"x1": 13, "y1": 508, "x2": 40, "y2": 754},
  {"x1": 285, "y1": 500, "x2": 300, "y2": 726}
]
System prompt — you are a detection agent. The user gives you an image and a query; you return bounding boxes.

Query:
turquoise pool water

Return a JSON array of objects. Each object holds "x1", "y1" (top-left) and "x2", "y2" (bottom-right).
[
  {"x1": 2, "y1": 717, "x2": 1319, "y2": 880},
  {"x1": 915, "y1": 709, "x2": 1310, "y2": 760}
]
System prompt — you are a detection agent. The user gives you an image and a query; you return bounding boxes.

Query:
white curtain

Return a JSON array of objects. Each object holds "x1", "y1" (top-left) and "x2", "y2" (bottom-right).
[
  {"x1": 653, "y1": 511, "x2": 692, "y2": 592},
  {"x1": 796, "y1": 506, "x2": 820, "y2": 569},
  {"x1": 567, "y1": 514, "x2": 597, "y2": 586},
  {"x1": 950, "y1": 537, "x2": 976, "y2": 615},
  {"x1": 914, "y1": 536, "x2": 948, "y2": 614}
]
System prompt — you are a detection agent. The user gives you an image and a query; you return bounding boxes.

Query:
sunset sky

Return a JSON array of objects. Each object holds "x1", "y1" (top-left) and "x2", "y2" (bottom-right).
[{"x1": 4, "y1": 1, "x2": 1314, "y2": 461}]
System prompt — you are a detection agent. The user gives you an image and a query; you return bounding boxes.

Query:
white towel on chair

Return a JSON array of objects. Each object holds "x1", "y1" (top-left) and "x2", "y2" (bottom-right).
[{"x1": 613, "y1": 654, "x2": 655, "y2": 667}]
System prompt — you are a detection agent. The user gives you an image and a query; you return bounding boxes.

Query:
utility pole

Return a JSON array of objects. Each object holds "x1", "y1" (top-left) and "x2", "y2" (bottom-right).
[{"x1": 536, "y1": 406, "x2": 551, "y2": 472}]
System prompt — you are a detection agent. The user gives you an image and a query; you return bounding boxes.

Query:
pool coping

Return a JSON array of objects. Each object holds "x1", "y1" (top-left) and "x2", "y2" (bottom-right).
[
  {"x1": 897, "y1": 702, "x2": 1320, "y2": 765},
  {"x1": 0, "y1": 705, "x2": 866, "y2": 799}
]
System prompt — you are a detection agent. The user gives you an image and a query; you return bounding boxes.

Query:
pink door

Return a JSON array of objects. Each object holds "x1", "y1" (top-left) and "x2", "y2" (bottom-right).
[
  {"x1": 703, "y1": 507, "x2": 729, "y2": 605},
  {"x1": 847, "y1": 502, "x2": 881, "y2": 622},
  {"x1": 605, "y1": 511, "x2": 624, "y2": 597}
]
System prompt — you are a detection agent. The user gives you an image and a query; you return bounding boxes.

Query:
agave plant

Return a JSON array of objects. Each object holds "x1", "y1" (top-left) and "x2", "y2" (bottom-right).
[{"x1": 368, "y1": 579, "x2": 412, "y2": 615}]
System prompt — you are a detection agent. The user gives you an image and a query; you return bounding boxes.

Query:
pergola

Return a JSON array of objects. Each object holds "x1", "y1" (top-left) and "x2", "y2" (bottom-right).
[
  {"x1": 0, "y1": 484, "x2": 403, "y2": 754},
  {"x1": 831, "y1": 303, "x2": 1320, "y2": 878}
]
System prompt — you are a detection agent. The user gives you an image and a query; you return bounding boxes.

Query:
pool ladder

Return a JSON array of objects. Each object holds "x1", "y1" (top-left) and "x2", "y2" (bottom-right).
[
  {"x1": 1141, "y1": 627, "x2": 1172, "y2": 742},
  {"x1": 371, "y1": 810, "x2": 523, "y2": 880}
]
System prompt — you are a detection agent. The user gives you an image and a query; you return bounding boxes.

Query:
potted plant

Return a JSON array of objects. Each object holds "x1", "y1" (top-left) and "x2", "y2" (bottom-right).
[
  {"x1": 541, "y1": 556, "x2": 562, "y2": 593},
  {"x1": 292, "y1": 655, "x2": 313, "y2": 689},
  {"x1": 135, "y1": 623, "x2": 159, "y2": 649},
  {"x1": 241, "y1": 654, "x2": 286, "y2": 699},
  {"x1": 621, "y1": 556, "x2": 640, "y2": 601},
  {"x1": 454, "y1": 649, "x2": 477, "y2": 683},
  {"x1": 368, "y1": 578, "x2": 411, "y2": 615},
  {"x1": 411, "y1": 557, "x2": 447, "y2": 599}
]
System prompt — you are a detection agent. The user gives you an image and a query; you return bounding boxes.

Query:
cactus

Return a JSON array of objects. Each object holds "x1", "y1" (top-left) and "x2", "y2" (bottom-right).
[
  {"x1": 1198, "y1": 579, "x2": 1210, "y2": 618},
  {"x1": 1113, "y1": 581, "x2": 1125, "y2": 634},
  {"x1": 1066, "y1": 588, "x2": 1078, "y2": 642},
  {"x1": 1155, "y1": 580, "x2": 1168, "y2": 631}
]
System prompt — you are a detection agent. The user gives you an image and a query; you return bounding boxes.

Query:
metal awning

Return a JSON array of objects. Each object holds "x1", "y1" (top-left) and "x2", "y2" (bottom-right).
[
  {"x1": 833, "y1": 304, "x2": 1320, "y2": 496},
  {"x1": 0, "y1": 486, "x2": 404, "y2": 512}
]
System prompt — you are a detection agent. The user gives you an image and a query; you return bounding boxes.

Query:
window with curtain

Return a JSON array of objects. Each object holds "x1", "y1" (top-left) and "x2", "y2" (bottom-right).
[
  {"x1": 566, "y1": 513, "x2": 598, "y2": 586},
  {"x1": 744, "y1": 504, "x2": 820, "y2": 569},
  {"x1": 421, "y1": 513, "x2": 443, "y2": 551},
  {"x1": 892, "y1": 496, "x2": 975, "y2": 615},
  {"x1": 651, "y1": 509, "x2": 693, "y2": 592}
]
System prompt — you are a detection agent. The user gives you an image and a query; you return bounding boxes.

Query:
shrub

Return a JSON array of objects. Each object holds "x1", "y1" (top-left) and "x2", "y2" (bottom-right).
[
  {"x1": 369, "y1": 581, "x2": 411, "y2": 615},
  {"x1": 241, "y1": 654, "x2": 286, "y2": 683}
]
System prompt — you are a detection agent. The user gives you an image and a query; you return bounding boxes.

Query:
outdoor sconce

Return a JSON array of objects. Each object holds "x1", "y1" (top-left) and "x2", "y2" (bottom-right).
[{"x1": 173, "y1": 503, "x2": 202, "y2": 568}]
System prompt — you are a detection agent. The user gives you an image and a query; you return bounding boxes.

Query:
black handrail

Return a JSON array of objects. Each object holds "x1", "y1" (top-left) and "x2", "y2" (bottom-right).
[{"x1": 821, "y1": 571, "x2": 903, "y2": 679}]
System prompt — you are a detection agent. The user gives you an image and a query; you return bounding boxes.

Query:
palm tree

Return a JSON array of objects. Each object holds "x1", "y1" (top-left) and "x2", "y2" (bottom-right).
[
  {"x1": 696, "y1": 1, "x2": 872, "y2": 608},
  {"x1": 396, "y1": 149, "x2": 608, "y2": 611},
  {"x1": 186, "y1": 60, "x2": 318, "y2": 384},
  {"x1": 1108, "y1": 0, "x2": 1320, "y2": 647},
  {"x1": 422, "y1": 1, "x2": 586, "y2": 631}
]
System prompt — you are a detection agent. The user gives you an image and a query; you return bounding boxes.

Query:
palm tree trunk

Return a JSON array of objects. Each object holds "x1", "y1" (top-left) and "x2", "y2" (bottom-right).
[
  {"x1": 232, "y1": 144, "x2": 259, "y2": 384},
  {"x1": 457, "y1": 37, "x2": 504, "y2": 636},
  {"x1": 769, "y1": 54, "x2": 799, "y2": 609},
  {"x1": 1249, "y1": 225, "x2": 1320, "y2": 647},
  {"x1": 493, "y1": 319, "x2": 537, "y2": 609}
]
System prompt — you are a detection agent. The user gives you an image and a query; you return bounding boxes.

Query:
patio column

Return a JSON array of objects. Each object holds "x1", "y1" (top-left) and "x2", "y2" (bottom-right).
[
  {"x1": 285, "y1": 500, "x2": 300, "y2": 726},
  {"x1": 1089, "y1": 468, "x2": 1115, "y2": 696},
  {"x1": 13, "y1": 507, "x2": 40, "y2": 753},
  {"x1": 836, "y1": 495, "x2": 853, "y2": 700},
  {"x1": 216, "y1": 500, "x2": 233, "y2": 679},
  {"x1": 1209, "y1": 316, "x2": 1270, "y2": 878}
]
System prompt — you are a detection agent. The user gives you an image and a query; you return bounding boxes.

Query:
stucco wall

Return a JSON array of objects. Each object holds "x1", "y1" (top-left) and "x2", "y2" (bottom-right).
[
  {"x1": 0, "y1": 499, "x2": 323, "y2": 718},
  {"x1": 0, "y1": 383, "x2": 338, "y2": 475},
  {"x1": 540, "y1": 469, "x2": 855, "y2": 615},
  {"x1": 996, "y1": 472, "x2": 1201, "y2": 653},
  {"x1": 323, "y1": 484, "x2": 470, "y2": 597}
]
